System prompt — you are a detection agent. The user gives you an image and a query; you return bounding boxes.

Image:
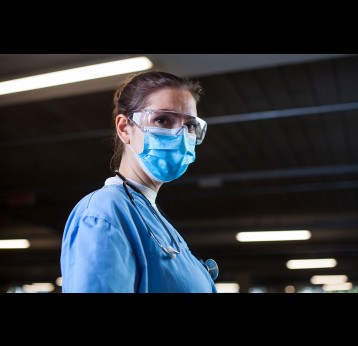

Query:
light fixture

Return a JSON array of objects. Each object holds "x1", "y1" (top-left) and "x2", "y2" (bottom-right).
[
  {"x1": 322, "y1": 282, "x2": 353, "y2": 292},
  {"x1": 285, "y1": 285, "x2": 295, "y2": 293},
  {"x1": 56, "y1": 277, "x2": 62, "y2": 287},
  {"x1": 286, "y1": 258, "x2": 337, "y2": 269},
  {"x1": 22, "y1": 283, "x2": 55, "y2": 293},
  {"x1": 236, "y1": 230, "x2": 311, "y2": 242},
  {"x1": 215, "y1": 282, "x2": 240, "y2": 293},
  {"x1": 310, "y1": 275, "x2": 348, "y2": 285},
  {"x1": 0, "y1": 239, "x2": 30, "y2": 249},
  {"x1": 0, "y1": 56, "x2": 153, "y2": 96}
]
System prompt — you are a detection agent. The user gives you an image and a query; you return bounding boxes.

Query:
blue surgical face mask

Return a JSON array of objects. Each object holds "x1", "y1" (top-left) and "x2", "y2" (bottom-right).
[{"x1": 129, "y1": 126, "x2": 196, "y2": 183}]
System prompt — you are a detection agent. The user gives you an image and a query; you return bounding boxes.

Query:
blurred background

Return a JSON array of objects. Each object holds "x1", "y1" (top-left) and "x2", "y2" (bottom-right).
[{"x1": 1, "y1": 54, "x2": 358, "y2": 293}]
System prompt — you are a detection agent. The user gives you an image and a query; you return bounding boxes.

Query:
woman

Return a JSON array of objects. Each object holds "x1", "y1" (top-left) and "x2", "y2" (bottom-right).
[{"x1": 60, "y1": 71, "x2": 218, "y2": 292}]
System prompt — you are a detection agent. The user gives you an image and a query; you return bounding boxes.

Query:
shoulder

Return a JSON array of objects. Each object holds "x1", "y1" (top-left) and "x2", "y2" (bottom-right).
[
  {"x1": 66, "y1": 184, "x2": 131, "y2": 229},
  {"x1": 86, "y1": 184, "x2": 131, "y2": 215},
  {"x1": 86, "y1": 185, "x2": 126, "y2": 209}
]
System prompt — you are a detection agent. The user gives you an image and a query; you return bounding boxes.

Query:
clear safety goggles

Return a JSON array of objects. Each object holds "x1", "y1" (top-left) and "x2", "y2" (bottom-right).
[{"x1": 128, "y1": 109, "x2": 207, "y2": 145}]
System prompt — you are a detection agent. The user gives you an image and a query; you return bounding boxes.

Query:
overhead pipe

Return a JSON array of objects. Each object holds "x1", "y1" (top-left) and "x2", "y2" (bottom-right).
[{"x1": 1, "y1": 102, "x2": 358, "y2": 147}]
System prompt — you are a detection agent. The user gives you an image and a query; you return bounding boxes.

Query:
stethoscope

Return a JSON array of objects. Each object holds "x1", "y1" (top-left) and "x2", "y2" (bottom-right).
[{"x1": 115, "y1": 171, "x2": 219, "y2": 281}]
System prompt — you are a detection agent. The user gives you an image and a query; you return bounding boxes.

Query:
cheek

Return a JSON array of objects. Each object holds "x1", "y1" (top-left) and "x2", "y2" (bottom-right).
[{"x1": 131, "y1": 129, "x2": 144, "y2": 154}]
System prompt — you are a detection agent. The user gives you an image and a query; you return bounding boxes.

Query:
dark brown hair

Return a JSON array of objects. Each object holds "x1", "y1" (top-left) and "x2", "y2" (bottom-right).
[{"x1": 110, "y1": 71, "x2": 203, "y2": 172}]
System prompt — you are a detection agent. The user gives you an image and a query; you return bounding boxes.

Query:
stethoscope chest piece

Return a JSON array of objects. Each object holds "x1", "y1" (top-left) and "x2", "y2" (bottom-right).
[{"x1": 203, "y1": 259, "x2": 219, "y2": 281}]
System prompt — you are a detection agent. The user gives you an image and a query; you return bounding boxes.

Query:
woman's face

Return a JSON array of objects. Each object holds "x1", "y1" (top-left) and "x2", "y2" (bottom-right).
[{"x1": 129, "y1": 88, "x2": 197, "y2": 154}]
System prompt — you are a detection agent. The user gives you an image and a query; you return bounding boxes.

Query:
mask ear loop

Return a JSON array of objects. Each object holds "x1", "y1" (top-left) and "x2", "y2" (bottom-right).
[
  {"x1": 174, "y1": 125, "x2": 196, "y2": 140},
  {"x1": 175, "y1": 127, "x2": 197, "y2": 147},
  {"x1": 174, "y1": 125, "x2": 187, "y2": 135},
  {"x1": 174, "y1": 121, "x2": 201, "y2": 145}
]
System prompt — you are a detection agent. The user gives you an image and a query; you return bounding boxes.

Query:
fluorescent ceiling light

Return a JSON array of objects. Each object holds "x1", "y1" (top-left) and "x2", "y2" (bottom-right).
[
  {"x1": 236, "y1": 230, "x2": 311, "y2": 242},
  {"x1": 322, "y1": 282, "x2": 353, "y2": 292},
  {"x1": 311, "y1": 275, "x2": 348, "y2": 285},
  {"x1": 22, "y1": 283, "x2": 55, "y2": 293},
  {"x1": 215, "y1": 282, "x2": 240, "y2": 293},
  {"x1": 56, "y1": 277, "x2": 62, "y2": 287},
  {"x1": 0, "y1": 239, "x2": 30, "y2": 249},
  {"x1": 286, "y1": 258, "x2": 337, "y2": 269},
  {"x1": 0, "y1": 56, "x2": 153, "y2": 96},
  {"x1": 284, "y1": 285, "x2": 295, "y2": 293}
]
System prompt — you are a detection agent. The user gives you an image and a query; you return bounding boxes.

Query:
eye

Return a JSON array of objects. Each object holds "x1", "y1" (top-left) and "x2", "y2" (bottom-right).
[
  {"x1": 185, "y1": 121, "x2": 199, "y2": 132},
  {"x1": 151, "y1": 112, "x2": 178, "y2": 128},
  {"x1": 153, "y1": 116, "x2": 170, "y2": 126}
]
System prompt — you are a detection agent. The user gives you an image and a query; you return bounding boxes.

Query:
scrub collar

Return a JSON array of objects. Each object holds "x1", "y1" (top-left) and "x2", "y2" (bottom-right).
[{"x1": 105, "y1": 175, "x2": 158, "y2": 211}]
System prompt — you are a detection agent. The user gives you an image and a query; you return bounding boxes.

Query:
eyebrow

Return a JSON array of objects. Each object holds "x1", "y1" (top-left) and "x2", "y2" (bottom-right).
[
  {"x1": 155, "y1": 109, "x2": 197, "y2": 117},
  {"x1": 156, "y1": 108, "x2": 176, "y2": 112}
]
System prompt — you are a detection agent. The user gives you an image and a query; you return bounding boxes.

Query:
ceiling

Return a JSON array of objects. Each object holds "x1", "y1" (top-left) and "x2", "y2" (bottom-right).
[{"x1": 1, "y1": 54, "x2": 357, "y2": 293}]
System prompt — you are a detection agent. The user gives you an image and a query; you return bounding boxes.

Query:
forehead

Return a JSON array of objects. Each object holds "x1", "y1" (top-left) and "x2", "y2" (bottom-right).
[{"x1": 146, "y1": 88, "x2": 197, "y2": 114}]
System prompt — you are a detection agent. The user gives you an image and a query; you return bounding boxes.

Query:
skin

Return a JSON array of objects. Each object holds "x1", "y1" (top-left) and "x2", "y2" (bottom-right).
[{"x1": 115, "y1": 88, "x2": 197, "y2": 192}]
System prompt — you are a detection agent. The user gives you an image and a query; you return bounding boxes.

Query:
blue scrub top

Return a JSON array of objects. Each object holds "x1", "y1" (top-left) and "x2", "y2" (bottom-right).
[{"x1": 61, "y1": 179, "x2": 217, "y2": 293}]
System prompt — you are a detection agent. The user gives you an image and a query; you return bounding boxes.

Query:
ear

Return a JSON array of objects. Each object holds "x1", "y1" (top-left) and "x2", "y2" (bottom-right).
[{"x1": 115, "y1": 114, "x2": 130, "y2": 144}]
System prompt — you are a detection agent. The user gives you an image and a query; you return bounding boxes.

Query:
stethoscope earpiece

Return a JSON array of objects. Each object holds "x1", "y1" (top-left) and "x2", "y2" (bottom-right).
[{"x1": 166, "y1": 246, "x2": 177, "y2": 260}]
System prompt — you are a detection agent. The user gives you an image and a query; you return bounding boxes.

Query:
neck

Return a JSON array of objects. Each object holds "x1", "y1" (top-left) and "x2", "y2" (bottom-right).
[{"x1": 118, "y1": 149, "x2": 162, "y2": 193}]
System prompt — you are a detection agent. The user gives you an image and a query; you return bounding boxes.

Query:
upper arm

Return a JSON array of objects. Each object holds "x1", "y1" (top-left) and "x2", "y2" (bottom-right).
[{"x1": 61, "y1": 215, "x2": 138, "y2": 293}]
